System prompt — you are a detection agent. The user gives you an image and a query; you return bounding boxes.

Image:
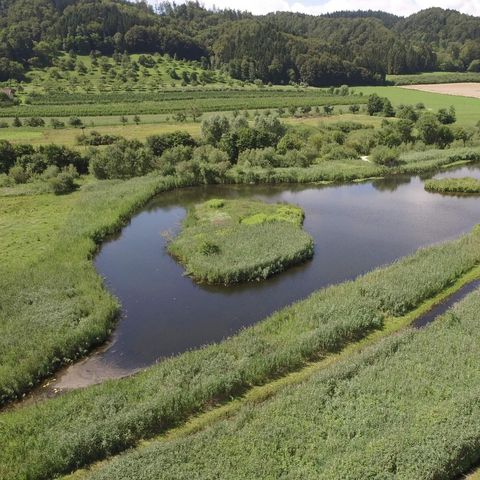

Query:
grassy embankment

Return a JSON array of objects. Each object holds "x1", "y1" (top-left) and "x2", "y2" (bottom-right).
[
  {"x1": 387, "y1": 71, "x2": 480, "y2": 85},
  {"x1": 0, "y1": 175, "x2": 192, "y2": 406},
  {"x1": 425, "y1": 177, "x2": 480, "y2": 194},
  {"x1": 168, "y1": 198, "x2": 314, "y2": 284},
  {"x1": 70, "y1": 286, "x2": 480, "y2": 480},
  {"x1": 359, "y1": 86, "x2": 480, "y2": 126},
  {"x1": 2, "y1": 210, "x2": 480, "y2": 479}
]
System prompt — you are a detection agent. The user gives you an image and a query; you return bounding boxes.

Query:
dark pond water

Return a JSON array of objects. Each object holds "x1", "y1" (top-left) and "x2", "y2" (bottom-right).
[{"x1": 55, "y1": 165, "x2": 480, "y2": 388}]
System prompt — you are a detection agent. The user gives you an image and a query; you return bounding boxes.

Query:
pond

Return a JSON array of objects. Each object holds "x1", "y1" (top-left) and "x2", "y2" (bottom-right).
[{"x1": 54, "y1": 165, "x2": 480, "y2": 389}]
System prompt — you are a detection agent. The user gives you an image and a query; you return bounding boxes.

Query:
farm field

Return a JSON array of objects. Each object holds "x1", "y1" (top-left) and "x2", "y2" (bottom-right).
[
  {"x1": 0, "y1": 111, "x2": 375, "y2": 147},
  {"x1": 401, "y1": 82, "x2": 480, "y2": 98},
  {"x1": 387, "y1": 71, "x2": 480, "y2": 85},
  {"x1": 359, "y1": 86, "x2": 480, "y2": 125}
]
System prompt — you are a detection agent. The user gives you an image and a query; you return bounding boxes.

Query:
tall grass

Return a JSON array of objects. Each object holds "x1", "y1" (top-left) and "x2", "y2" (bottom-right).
[
  {"x1": 2, "y1": 224, "x2": 480, "y2": 480},
  {"x1": 425, "y1": 176, "x2": 480, "y2": 194},
  {"x1": 83, "y1": 287, "x2": 480, "y2": 480},
  {"x1": 168, "y1": 199, "x2": 314, "y2": 284},
  {"x1": 0, "y1": 175, "x2": 192, "y2": 405}
]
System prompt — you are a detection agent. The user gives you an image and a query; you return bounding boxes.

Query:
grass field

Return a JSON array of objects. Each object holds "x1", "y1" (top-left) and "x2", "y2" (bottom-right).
[
  {"x1": 2, "y1": 217, "x2": 480, "y2": 480},
  {"x1": 387, "y1": 71, "x2": 480, "y2": 85},
  {"x1": 71, "y1": 286, "x2": 480, "y2": 480},
  {"x1": 168, "y1": 198, "x2": 314, "y2": 284},
  {"x1": 359, "y1": 86, "x2": 480, "y2": 125}
]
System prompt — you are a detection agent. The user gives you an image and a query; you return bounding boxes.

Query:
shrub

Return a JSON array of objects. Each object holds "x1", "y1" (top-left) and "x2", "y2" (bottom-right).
[
  {"x1": 146, "y1": 131, "x2": 196, "y2": 156},
  {"x1": 48, "y1": 167, "x2": 78, "y2": 195},
  {"x1": 24, "y1": 117, "x2": 45, "y2": 127},
  {"x1": 90, "y1": 140, "x2": 154, "y2": 179},
  {"x1": 237, "y1": 148, "x2": 277, "y2": 168},
  {"x1": 8, "y1": 165, "x2": 29, "y2": 184},
  {"x1": 371, "y1": 146, "x2": 401, "y2": 167}
]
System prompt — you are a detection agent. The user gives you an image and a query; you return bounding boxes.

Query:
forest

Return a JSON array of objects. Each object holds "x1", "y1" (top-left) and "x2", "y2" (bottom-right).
[{"x1": 1, "y1": 0, "x2": 480, "y2": 85}]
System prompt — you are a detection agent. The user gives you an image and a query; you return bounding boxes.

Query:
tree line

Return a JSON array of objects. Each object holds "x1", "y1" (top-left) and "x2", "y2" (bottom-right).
[{"x1": 1, "y1": 1, "x2": 480, "y2": 84}]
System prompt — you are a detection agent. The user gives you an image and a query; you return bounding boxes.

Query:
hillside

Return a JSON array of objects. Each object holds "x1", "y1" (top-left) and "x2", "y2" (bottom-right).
[{"x1": 1, "y1": 1, "x2": 480, "y2": 86}]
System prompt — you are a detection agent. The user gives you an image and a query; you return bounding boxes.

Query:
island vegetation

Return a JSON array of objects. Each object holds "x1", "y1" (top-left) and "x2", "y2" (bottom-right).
[
  {"x1": 425, "y1": 176, "x2": 480, "y2": 194},
  {"x1": 168, "y1": 198, "x2": 314, "y2": 284}
]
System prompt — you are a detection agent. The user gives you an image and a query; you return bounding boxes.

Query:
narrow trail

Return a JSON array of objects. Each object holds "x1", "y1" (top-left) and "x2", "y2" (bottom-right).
[{"x1": 65, "y1": 265, "x2": 480, "y2": 480}]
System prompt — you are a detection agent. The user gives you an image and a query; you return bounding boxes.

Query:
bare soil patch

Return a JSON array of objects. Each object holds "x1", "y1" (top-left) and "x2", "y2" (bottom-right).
[{"x1": 401, "y1": 82, "x2": 480, "y2": 98}]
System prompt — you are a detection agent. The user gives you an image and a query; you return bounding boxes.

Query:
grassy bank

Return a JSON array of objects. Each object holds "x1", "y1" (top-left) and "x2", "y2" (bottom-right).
[
  {"x1": 0, "y1": 175, "x2": 192, "y2": 406},
  {"x1": 226, "y1": 147, "x2": 480, "y2": 185},
  {"x1": 168, "y1": 198, "x2": 313, "y2": 284},
  {"x1": 2, "y1": 220, "x2": 480, "y2": 479},
  {"x1": 75, "y1": 286, "x2": 480, "y2": 480},
  {"x1": 425, "y1": 176, "x2": 480, "y2": 194}
]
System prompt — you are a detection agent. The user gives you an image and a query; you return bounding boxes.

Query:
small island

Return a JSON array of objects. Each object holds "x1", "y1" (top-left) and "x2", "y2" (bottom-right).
[
  {"x1": 168, "y1": 198, "x2": 314, "y2": 285},
  {"x1": 424, "y1": 177, "x2": 480, "y2": 194}
]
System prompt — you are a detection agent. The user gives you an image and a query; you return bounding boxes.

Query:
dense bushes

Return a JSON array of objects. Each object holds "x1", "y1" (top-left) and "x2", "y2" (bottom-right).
[
  {"x1": 0, "y1": 140, "x2": 86, "y2": 191},
  {"x1": 3, "y1": 223, "x2": 480, "y2": 480},
  {"x1": 89, "y1": 140, "x2": 154, "y2": 179}
]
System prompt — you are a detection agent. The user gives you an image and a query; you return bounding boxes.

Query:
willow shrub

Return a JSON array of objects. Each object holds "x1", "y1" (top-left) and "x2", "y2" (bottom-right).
[{"x1": 2, "y1": 225, "x2": 480, "y2": 480}]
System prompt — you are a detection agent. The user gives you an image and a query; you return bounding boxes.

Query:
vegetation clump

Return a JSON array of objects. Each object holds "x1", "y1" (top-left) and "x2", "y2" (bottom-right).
[
  {"x1": 168, "y1": 198, "x2": 314, "y2": 284},
  {"x1": 425, "y1": 176, "x2": 480, "y2": 194}
]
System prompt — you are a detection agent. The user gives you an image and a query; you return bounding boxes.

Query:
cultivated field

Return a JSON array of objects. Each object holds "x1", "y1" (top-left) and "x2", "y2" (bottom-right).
[{"x1": 401, "y1": 82, "x2": 480, "y2": 99}]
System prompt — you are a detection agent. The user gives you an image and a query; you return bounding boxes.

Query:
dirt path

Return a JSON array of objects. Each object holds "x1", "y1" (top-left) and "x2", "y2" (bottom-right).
[{"x1": 400, "y1": 82, "x2": 480, "y2": 99}]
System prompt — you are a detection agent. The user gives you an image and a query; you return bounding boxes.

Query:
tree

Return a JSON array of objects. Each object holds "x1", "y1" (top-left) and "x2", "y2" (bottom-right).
[
  {"x1": 12, "y1": 116, "x2": 22, "y2": 128},
  {"x1": 416, "y1": 113, "x2": 454, "y2": 148},
  {"x1": 349, "y1": 104, "x2": 360, "y2": 114},
  {"x1": 120, "y1": 115, "x2": 128, "y2": 126},
  {"x1": 437, "y1": 106, "x2": 456, "y2": 125},
  {"x1": 68, "y1": 116, "x2": 83, "y2": 128},
  {"x1": 367, "y1": 94, "x2": 384, "y2": 116},
  {"x1": 201, "y1": 115, "x2": 230, "y2": 146},
  {"x1": 133, "y1": 115, "x2": 141, "y2": 125},
  {"x1": 453, "y1": 126, "x2": 474, "y2": 146},
  {"x1": 0, "y1": 140, "x2": 16, "y2": 173},
  {"x1": 323, "y1": 104, "x2": 334, "y2": 115}
]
